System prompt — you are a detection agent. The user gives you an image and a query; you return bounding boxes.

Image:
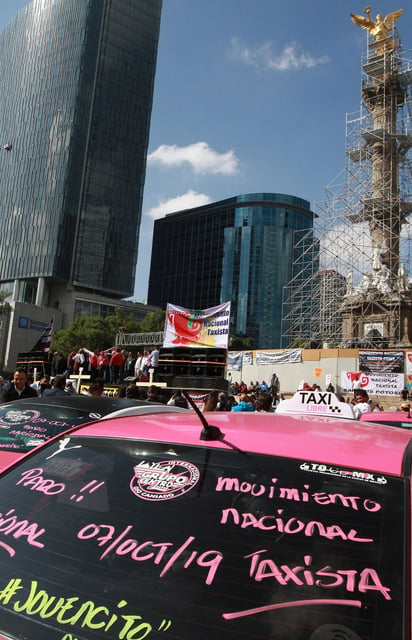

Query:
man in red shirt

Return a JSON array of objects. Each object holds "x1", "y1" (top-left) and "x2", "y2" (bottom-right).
[
  {"x1": 109, "y1": 349, "x2": 124, "y2": 384},
  {"x1": 97, "y1": 351, "x2": 110, "y2": 383}
]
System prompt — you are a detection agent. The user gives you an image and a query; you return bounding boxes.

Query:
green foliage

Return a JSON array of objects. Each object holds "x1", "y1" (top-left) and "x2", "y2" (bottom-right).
[
  {"x1": 0, "y1": 290, "x2": 11, "y2": 315},
  {"x1": 51, "y1": 308, "x2": 141, "y2": 355},
  {"x1": 229, "y1": 334, "x2": 254, "y2": 350},
  {"x1": 290, "y1": 337, "x2": 308, "y2": 348},
  {"x1": 137, "y1": 309, "x2": 166, "y2": 332},
  {"x1": 104, "y1": 308, "x2": 141, "y2": 337},
  {"x1": 51, "y1": 316, "x2": 111, "y2": 354},
  {"x1": 51, "y1": 307, "x2": 167, "y2": 356}
]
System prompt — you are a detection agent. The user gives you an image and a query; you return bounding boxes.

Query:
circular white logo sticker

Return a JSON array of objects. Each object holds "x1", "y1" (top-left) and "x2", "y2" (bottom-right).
[
  {"x1": 0, "y1": 409, "x2": 41, "y2": 427},
  {"x1": 130, "y1": 459, "x2": 200, "y2": 501}
]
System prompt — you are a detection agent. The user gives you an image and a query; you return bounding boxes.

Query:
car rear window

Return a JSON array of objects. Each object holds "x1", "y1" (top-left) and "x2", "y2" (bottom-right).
[
  {"x1": 371, "y1": 419, "x2": 412, "y2": 430},
  {"x1": 0, "y1": 435, "x2": 407, "y2": 640},
  {"x1": 0, "y1": 404, "x2": 97, "y2": 453}
]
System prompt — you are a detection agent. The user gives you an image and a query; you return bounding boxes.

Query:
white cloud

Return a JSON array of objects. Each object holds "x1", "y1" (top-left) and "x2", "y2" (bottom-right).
[
  {"x1": 230, "y1": 37, "x2": 329, "y2": 72},
  {"x1": 146, "y1": 190, "x2": 212, "y2": 220},
  {"x1": 147, "y1": 141, "x2": 239, "y2": 175}
]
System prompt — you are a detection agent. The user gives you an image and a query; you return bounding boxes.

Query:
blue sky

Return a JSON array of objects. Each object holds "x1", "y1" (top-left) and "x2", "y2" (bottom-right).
[{"x1": 1, "y1": 1, "x2": 411, "y2": 302}]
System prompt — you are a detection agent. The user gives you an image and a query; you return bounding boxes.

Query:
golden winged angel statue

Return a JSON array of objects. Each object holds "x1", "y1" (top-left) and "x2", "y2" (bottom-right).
[{"x1": 350, "y1": 6, "x2": 403, "y2": 54}]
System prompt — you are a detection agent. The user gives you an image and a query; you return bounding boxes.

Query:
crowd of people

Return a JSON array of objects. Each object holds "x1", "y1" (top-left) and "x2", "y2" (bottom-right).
[
  {"x1": 0, "y1": 366, "x2": 172, "y2": 404},
  {"x1": 0, "y1": 368, "x2": 95, "y2": 403},
  {"x1": 0, "y1": 344, "x2": 163, "y2": 404},
  {"x1": 1, "y1": 352, "x2": 410, "y2": 417},
  {"x1": 202, "y1": 381, "x2": 284, "y2": 412},
  {"x1": 60, "y1": 347, "x2": 161, "y2": 384},
  {"x1": 0, "y1": 363, "x2": 283, "y2": 413},
  {"x1": 229, "y1": 372, "x2": 280, "y2": 397}
]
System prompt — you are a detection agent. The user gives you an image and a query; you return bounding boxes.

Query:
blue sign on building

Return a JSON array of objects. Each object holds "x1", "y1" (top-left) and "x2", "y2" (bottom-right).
[{"x1": 18, "y1": 316, "x2": 29, "y2": 329}]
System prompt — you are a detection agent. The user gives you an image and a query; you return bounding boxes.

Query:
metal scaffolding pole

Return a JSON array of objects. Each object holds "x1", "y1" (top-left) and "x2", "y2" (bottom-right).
[{"x1": 282, "y1": 23, "x2": 412, "y2": 348}]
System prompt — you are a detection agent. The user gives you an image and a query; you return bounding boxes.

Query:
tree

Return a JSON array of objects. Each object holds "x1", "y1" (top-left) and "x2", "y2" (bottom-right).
[
  {"x1": 51, "y1": 308, "x2": 165, "y2": 356},
  {"x1": 51, "y1": 309, "x2": 141, "y2": 355},
  {"x1": 0, "y1": 290, "x2": 11, "y2": 315},
  {"x1": 105, "y1": 308, "x2": 141, "y2": 338},
  {"x1": 229, "y1": 334, "x2": 254, "y2": 350},
  {"x1": 51, "y1": 316, "x2": 112, "y2": 355},
  {"x1": 137, "y1": 310, "x2": 166, "y2": 332}
]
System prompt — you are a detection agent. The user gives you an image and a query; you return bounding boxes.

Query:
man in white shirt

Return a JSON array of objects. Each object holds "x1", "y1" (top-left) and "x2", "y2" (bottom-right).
[
  {"x1": 353, "y1": 389, "x2": 373, "y2": 419},
  {"x1": 134, "y1": 351, "x2": 144, "y2": 380},
  {"x1": 149, "y1": 348, "x2": 160, "y2": 381}
]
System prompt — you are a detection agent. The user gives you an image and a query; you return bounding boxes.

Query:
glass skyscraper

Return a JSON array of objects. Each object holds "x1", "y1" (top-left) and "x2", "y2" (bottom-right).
[
  {"x1": 148, "y1": 193, "x2": 316, "y2": 349},
  {"x1": 0, "y1": 0, "x2": 162, "y2": 307}
]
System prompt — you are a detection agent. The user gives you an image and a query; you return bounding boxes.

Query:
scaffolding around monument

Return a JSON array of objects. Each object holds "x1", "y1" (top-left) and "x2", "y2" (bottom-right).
[{"x1": 282, "y1": 26, "x2": 412, "y2": 348}]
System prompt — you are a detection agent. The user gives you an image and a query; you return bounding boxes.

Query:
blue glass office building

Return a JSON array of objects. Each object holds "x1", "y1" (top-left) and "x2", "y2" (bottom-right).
[
  {"x1": 0, "y1": 0, "x2": 162, "y2": 308},
  {"x1": 148, "y1": 193, "x2": 316, "y2": 348}
]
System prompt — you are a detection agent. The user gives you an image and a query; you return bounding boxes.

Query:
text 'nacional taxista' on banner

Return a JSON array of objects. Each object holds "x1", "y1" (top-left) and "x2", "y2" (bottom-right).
[{"x1": 163, "y1": 302, "x2": 231, "y2": 349}]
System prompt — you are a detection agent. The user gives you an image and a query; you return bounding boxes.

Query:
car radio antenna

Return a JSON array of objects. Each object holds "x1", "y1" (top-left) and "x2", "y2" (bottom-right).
[{"x1": 182, "y1": 390, "x2": 224, "y2": 441}]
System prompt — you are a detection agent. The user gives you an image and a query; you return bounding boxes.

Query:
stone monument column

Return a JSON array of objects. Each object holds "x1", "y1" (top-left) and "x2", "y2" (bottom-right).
[{"x1": 340, "y1": 7, "x2": 412, "y2": 346}]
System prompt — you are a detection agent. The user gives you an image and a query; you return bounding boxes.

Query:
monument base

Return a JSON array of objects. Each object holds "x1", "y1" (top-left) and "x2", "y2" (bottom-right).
[{"x1": 340, "y1": 293, "x2": 412, "y2": 347}]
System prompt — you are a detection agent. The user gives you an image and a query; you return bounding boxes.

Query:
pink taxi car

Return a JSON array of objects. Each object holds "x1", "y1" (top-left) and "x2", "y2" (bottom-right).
[
  {"x1": 360, "y1": 408, "x2": 412, "y2": 429},
  {"x1": 0, "y1": 399, "x2": 410, "y2": 640},
  {"x1": 0, "y1": 395, "x2": 189, "y2": 470}
]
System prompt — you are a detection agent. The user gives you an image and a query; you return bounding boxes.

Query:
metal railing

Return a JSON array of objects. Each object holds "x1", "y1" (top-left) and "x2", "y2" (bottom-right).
[{"x1": 115, "y1": 331, "x2": 164, "y2": 347}]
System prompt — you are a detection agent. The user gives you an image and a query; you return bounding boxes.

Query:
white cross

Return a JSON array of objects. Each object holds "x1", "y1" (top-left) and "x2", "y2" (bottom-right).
[{"x1": 68, "y1": 367, "x2": 91, "y2": 393}]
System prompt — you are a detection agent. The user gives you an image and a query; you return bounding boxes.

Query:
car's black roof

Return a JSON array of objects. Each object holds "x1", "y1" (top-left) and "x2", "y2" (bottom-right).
[{"x1": 0, "y1": 395, "x2": 150, "y2": 415}]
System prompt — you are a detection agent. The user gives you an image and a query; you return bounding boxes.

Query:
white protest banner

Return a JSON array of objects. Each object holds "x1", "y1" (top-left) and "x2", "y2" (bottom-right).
[
  {"x1": 163, "y1": 302, "x2": 230, "y2": 348},
  {"x1": 243, "y1": 351, "x2": 253, "y2": 365},
  {"x1": 341, "y1": 371, "x2": 404, "y2": 396},
  {"x1": 405, "y1": 352, "x2": 412, "y2": 391},
  {"x1": 256, "y1": 349, "x2": 302, "y2": 365},
  {"x1": 227, "y1": 352, "x2": 242, "y2": 371}
]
